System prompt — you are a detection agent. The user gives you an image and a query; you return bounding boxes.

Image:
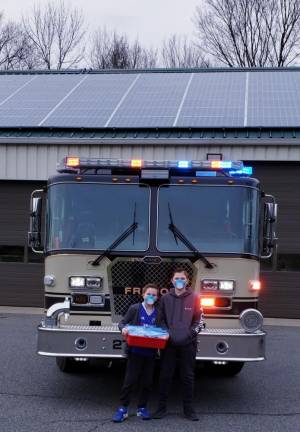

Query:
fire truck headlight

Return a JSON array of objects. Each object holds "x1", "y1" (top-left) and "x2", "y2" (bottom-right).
[
  {"x1": 201, "y1": 280, "x2": 218, "y2": 290},
  {"x1": 239, "y1": 309, "x2": 263, "y2": 333},
  {"x1": 86, "y1": 277, "x2": 102, "y2": 290},
  {"x1": 69, "y1": 276, "x2": 85, "y2": 288},
  {"x1": 44, "y1": 275, "x2": 56, "y2": 287},
  {"x1": 219, "y1": 280, "x2": 234, "y2": 291}
]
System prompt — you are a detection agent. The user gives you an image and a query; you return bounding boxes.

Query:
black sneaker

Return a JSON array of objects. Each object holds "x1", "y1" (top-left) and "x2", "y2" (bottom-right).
[
  {"x1": 183, "y1": 408, "x2": 199, "y2": 421},
  {"x1": 152, "y1": 406, "x2": 167, "y2": 419}
]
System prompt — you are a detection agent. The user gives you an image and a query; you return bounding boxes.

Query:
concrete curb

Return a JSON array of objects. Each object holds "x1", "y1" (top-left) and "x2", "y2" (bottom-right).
[
  {"x1": 264, "y1": 318, "x2": 300, "y2": 327},
  {"x1": 0, "y1": 306, "x2": 43, "y2": 315}
]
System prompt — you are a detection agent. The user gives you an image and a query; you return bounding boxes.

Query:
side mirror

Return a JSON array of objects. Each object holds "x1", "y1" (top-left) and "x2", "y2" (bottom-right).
[
  {"x1": 28, "y1": 191, "x2": 44, "y2": 253},
  {"x1": 266, "y1": 202, "x2": 278, "y2": 224},
  {"x1": 261, "y1": 197, "x2": 278, "y2": 259}
]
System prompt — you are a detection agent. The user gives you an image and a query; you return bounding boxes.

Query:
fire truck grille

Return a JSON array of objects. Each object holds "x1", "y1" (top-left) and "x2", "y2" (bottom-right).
[{"x1": 108, "y1": 258, "x2": 194, "y2": 319}]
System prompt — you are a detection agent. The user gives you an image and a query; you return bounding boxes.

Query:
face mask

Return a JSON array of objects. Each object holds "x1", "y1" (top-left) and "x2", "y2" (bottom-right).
[
  {"x1": 174, "y1": 279, "x2": 186, "y2": 290},
  {"x1": 145, "y1": 294, "x2": 156, "y2": 305}
]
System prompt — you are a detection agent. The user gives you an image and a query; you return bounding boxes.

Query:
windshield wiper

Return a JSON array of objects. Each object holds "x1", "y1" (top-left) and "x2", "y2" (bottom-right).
[
  {"x1": 132, "y1": 202, "x2": 137, "y2": 245},
  {"x1": 91, "y1": 204, "x2": 138, "y2": 266},
  {"x1": 168, "y1": 203, "x2": 214, "y2": 269},
  {"x1": 168, "y1": 203, "x2": 178, "y2": 245}
]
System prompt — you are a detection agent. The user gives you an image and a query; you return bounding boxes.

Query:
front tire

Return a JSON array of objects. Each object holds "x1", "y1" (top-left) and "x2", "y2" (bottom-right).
[{"x1": 204, "y1": 361, "x2": 245, "y2": 377}]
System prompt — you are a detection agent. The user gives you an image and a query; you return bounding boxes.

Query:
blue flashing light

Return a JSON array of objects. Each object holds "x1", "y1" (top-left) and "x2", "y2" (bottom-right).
[
  {"x1": 243, "y1": 166, "x2": 253, "y2": 175},
  {"x1": 196, "y1": 171, "x2": 217, "y2": 177},
  {"x1": 229, "y1": 166, "x2": 253, "y2": 176},
  {"x1": 177, "y1": 160, "x2": 191, "y2": 168}
]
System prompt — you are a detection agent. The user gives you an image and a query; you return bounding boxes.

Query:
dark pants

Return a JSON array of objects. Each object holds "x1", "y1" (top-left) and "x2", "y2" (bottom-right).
[
  {"x1": 157, "y1": 342, "x2": 197, "y2": 409},
  {"x1": 120, "y1": 352, "x2": 155, "y2": 408}
]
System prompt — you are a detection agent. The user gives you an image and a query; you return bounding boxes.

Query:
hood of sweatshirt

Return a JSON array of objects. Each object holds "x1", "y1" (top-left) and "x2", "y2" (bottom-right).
[
  {"x1": 161, "y1": 287, "x2": 198, "y2": 346},
  {"x1": 169, "y1": 287, "x2": 193, "y2": 298}
]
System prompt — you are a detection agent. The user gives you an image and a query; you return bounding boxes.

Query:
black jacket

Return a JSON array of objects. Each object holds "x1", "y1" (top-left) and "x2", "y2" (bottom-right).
[
  {"x1": 118, "y1": 303, "x2": 159, "y2": 331},
  {"x1": 157, "y1": 288, "x2": 204, "y2": 346}
]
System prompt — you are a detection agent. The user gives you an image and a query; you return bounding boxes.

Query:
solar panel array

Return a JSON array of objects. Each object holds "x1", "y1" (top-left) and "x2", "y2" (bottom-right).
[
  {"x1": 109, "y1": 73, "x2": 191, "y2": 127},
  {"x1": 247, "y1": 71, "x2": 300, "y2": 127},
  {"x1": 177, "y1": 72, "x2": 246, "y2": 127},
  {"x1": 0, "y1": 70, "x2": 299, "y2": 128}
]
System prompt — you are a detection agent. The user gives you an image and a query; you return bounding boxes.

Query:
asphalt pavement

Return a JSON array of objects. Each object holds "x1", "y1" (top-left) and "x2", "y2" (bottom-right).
[{"x1": 0, "y1": 313, "x2": 299, "y2": 432}]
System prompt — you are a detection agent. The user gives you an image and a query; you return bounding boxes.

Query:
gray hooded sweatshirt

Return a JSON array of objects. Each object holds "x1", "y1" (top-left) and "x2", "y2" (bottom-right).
[{"x1": 158, "y1": 287, "x2": 204, "y2": 347}]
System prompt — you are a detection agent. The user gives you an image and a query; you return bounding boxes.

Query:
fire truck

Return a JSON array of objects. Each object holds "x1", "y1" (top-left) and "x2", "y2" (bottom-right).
[{"x1": 29, "y1": 157, "x2": 277, "y2": 376}]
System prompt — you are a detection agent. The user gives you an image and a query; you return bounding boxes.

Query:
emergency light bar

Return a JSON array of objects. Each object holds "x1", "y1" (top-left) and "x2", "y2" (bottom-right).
[{"x1": 58, "y1": 157, "x2": 246, "y2": 173}]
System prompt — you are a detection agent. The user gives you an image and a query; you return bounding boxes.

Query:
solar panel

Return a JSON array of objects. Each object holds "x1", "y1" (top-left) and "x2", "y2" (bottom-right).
[
  {"x1": 177, "y1": 72, "x2": 246, "y2": 128},
  {"x1": 247, "y1": 71, "x2": 300, "y2": 127},
  {"x1": 0, "y1": 75, "x2": 82, "y2": 127},
  {"x1": 0, "y1": 75, "x2": 34, "y2": 106},
  {"x1": 109, "y1": 73, "x2": 191, "y2": 127},
  {"x1": 43, "y1": 74, "x2": 138, "y2": 128}
]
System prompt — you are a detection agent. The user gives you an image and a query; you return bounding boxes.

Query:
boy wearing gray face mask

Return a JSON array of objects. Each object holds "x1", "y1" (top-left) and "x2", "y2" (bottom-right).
[
  {"x1": 112, "y1": 284, "x2": 159, "y2": 423},
  {"x1": 153, "y1": 269, "x2": 204, "y2": 421}
]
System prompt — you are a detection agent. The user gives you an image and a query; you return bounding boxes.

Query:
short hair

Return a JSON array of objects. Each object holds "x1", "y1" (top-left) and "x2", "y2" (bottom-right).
[
  {"x1": 171, "y1": 268, "x2": 189, "y2": 279},
  {"x1": 142, "y1": 283, "x2": 159, "y2": 295}
]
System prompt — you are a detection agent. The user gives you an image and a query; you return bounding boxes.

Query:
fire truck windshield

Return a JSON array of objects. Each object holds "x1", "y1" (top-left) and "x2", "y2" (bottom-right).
[
  {"x1": 157, "y1": 185, "x2": 260, "y2": 256},
  {"x1": 46, "y1": 183, "x2": 150, "y2": 251}
]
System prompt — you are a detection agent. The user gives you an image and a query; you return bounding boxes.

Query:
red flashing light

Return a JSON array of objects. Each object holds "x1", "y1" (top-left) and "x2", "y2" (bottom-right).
[
  {"x1": 249, "y1": 280, "x2": 261, "y2": 292},
  {"x1": 201, "y1": 297, "x2": 215, "y2": 307}
]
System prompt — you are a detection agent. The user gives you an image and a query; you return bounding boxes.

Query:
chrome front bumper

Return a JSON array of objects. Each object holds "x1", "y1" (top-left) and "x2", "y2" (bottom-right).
[
  {"x1": 37, "y1": 324, "x2": 266, "y2": 361},
  {"x1": 38, "y1": 299, "x2": 266, "y2": 361}
]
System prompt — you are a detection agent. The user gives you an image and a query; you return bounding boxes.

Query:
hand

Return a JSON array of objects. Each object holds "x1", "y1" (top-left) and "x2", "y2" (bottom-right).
[{"x1": 122, "y1": 328, "x2": 129, "y2": 336}]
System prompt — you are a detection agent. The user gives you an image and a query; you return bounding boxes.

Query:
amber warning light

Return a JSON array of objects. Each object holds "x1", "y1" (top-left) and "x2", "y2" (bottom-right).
[
  {"x1": 66, "y1": 157, "x2": 80, "y2": 167},
  {"x1": 131, "y1": 159, "x2": 143, "y2": 168},
  {"x1": 201, "y1": 297, "x2": 215, "y2": 308}
]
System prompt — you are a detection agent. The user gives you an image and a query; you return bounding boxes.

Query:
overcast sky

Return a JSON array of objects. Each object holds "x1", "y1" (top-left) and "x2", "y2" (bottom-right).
[{"x1": 2, "y1": 0, "x2": 201, "y2": 49}]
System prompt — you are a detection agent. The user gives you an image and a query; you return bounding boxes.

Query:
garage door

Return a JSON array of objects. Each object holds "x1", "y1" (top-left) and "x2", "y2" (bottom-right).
[
  {"x1": 251, "y1": 162, "x2": 300, "y2": 318},
  {"x1": 0, "y1": 181, "x2": 45, "y2": 307}
]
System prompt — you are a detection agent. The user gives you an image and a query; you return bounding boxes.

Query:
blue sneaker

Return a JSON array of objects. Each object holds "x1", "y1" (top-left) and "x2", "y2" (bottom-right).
[
  {"x1": 112, "y1": 407, "x2": 128, "y2": 423},
  {"x1": 137, "y1": 407, "x2": 151, "y2": 420}
]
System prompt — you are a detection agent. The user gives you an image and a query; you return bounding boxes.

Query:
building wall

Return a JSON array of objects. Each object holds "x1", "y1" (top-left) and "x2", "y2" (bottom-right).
[{"x1": 1, "y1": 142, "x2": 300, "y2": 180}]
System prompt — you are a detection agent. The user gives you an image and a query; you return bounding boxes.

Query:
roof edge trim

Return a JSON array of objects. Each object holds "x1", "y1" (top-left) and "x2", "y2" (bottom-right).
[{"x1": 1, "y1": 67, "x2": 300, "y2": 76}]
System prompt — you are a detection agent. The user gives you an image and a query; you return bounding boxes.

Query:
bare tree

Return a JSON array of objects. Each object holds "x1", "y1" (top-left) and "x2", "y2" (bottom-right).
[
  {"x1": 55, "y1": 2, "x2": 85, "y2": 69},
  {"x1": 0, "y1": 14, "x2": 25, "y2": 69},
  {"x1": 194, "y1": 0, "x2": 300, "y2": 67},
  {"x1": 22, "y1": 1, "x2": 85, "y2": 69},
  {"x1": 90, "y1": 29, "x2": 157, "y2": 69},
  {"x1": 14, "y1": 33, "x2": 42, "y2": 70},
  {"x1": 129, "y1": 39, "x2": 158, "y2": 68},
  {"x1": 162, "y1": 34, "x2": 209, "y2": 68}
]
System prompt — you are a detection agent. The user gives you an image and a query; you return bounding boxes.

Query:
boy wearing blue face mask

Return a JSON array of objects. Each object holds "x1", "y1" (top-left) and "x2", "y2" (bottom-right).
[
  {"x1": 112, "y1": 284, "x2": 159, "y2": 423},
  {"x1": 153, "y1": 269, "x2": 204, "y2": 422}
]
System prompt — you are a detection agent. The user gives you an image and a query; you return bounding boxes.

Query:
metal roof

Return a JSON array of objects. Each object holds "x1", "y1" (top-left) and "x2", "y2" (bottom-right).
[
  {"x1": 0, "y1": 126, "x2": 300, "y2": 146},
  {"x1": 0, "y1": 68, "x2": 300, "y2": 132}
]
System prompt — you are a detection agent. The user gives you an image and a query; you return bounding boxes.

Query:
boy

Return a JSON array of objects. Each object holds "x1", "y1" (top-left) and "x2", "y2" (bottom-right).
[
  {"x1": 153, "y1": 269, "x2": 204, "y2": 421},
  {"x1": 112, "y1": 283, "x2": 159, "y2": 423}
]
